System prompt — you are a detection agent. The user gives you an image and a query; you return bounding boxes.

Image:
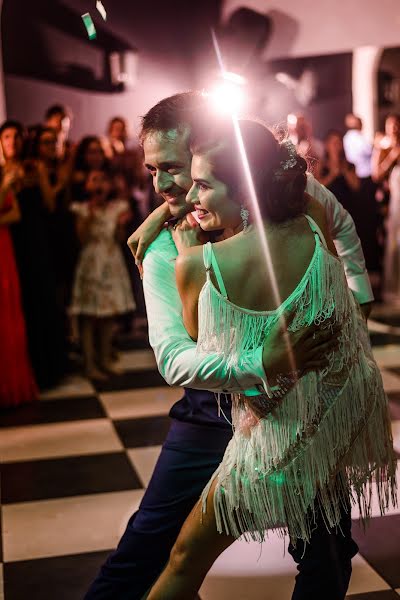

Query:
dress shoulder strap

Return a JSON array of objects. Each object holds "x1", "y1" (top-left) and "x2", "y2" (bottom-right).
[
  {"x1": 202, "y1": 242, "x2": 228, "y2": 299},
  {"x1": 304, "y1": 214, "x2": 328, "y2": 249}
]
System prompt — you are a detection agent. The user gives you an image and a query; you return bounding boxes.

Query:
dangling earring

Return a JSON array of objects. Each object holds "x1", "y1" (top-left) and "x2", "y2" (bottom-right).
[{"x1": 240, "y1": 205, "x2": 249, "y2": 232}]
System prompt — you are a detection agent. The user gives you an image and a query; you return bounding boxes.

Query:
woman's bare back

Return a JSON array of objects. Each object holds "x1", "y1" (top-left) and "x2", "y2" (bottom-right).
[{"x1": 210, "y1": 215, "x2": 318, "y2": 312}]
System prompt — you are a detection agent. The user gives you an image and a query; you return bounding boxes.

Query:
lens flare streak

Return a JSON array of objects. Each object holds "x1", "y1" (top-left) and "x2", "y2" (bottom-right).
[{"x1": 210, "y1": 29, "x2": 298, "y2": 374}]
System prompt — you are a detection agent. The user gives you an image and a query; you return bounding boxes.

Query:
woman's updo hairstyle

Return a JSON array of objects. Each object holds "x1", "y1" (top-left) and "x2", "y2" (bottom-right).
[{"x1": 189, "y1": 114, "x2": 307, "y2": 224}]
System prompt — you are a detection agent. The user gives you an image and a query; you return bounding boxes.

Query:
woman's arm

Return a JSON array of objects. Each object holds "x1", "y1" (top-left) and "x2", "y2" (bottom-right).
[
  {"x1": 342, "y1": 162, "x2": 360, "y2": 192},
  {"x1": 372, "y1": 146, "x2": 400, "y2": 182},
  {"x1": 315, "y1": 161, "x2": 339, "y2": 188},
  {"x1": 0, "y1": 192, "x2": 21, "y2": 226},
  {"x1": 37, "y1": 161, "x2": 68, "y2": 213}
]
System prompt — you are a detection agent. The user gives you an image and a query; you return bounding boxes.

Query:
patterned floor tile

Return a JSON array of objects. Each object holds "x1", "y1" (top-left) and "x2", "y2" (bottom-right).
[
  {"x1": 346, "y1": 592, "x2": 400, "y2": 599},
  {"x1": 114, "y1": 415, "x2": 171, "y2": 448},
  {"x1": 347, "y1": 554, "x2": 391, "y2": 595},
  {"x1": 40, "y1": 375, "x2": 95, "y2": 400},
  {"x1": 2, "y1": 490, "x2": 143, "y2": 562},
  {"x1": 117, "y1": 349, "x2": 157, "y2": 371},
  {"x1": 392, "y1": 422, "x2": 400, "y2": 455},
  {"x1": 99, "y1": 386, "x2": 181, "y2": 420},
  {"x1": 3, "y1": 551, "x2": 109, "y2": 600},
  {"x1": 1, "y1": 452, "x2": 142, "y2": 503},
  {"x1": 351, "y1": 460, "x2": 400, "y2": 520},
  {"x1": 0, "y1": 419, "x2": 122, "y2": 463},
  {"x1": 352, "y1": 514, "x2": 400, "y2": 589},
  {"x1": 381, "y1": 370, "x2": 400, "y2": 393},
  {"x1": 0, "y1": 395, "x2": 105, "y2": 428},
  {"x1": 387, "y1": 392, "x2": 400, "y2": 421},
  {"x1": 92, "y1": 368, "x2": 167, "y2": 392},
  {"x1": 127, "y1": 445, "x2": 162, "y2": 487}
]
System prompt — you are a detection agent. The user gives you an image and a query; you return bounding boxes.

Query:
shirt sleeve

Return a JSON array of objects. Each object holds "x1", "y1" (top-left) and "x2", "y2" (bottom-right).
[
  {"x1": 142, "y1": 231, "x2": 266, "y2": 391},
  {"x1": 305, "y1": 173, "x2": 374, "y2": 304}
]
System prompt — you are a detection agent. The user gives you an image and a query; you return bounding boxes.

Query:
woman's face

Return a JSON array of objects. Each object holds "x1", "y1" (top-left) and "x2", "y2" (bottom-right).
[
  {"x1": 109, "y1": 120, "x2": 126, "y2": 142},
  {"x1": 39, "y1": 130, "x2": 57, "y2": 161},
  {"x1": 85, "y1": 141, "x2": 105, "y2": 170},
  {"x1": 385, "y1": 116, "x2": 400, "y2": 140},
  {"x1": 85, "y1": 170, "x2": 111, "y2": 202},
  {"x1": 325, "y1": 134, "x2": 343, "y2": 157},
  {"x1": 0, "y1": 127, "x2": 23, "y2": 161},
  {"x1": 186, "y1": 151, "x2": 242, "y2": 232}
]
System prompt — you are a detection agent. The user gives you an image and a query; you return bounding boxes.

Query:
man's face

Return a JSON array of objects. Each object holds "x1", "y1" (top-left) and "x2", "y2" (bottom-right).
[{"x1": 143, "y1": 127, "x2": 193, "y2": 219}]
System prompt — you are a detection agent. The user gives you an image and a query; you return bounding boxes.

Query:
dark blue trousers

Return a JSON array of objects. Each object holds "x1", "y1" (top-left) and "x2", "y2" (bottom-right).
[{"x1": 84, "y1": 420, "x2": 358, "y2": 600}]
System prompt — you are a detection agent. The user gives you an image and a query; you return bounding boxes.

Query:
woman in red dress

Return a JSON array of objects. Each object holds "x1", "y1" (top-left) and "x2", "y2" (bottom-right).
[{"x1": 0, "y1": 126, "x2": 38, "y2": 407}]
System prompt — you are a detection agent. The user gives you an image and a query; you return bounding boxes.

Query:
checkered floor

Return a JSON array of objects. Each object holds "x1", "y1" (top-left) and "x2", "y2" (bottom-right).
[{"x1": 1, "y1": 307, "x2": 400, "y2": 600}]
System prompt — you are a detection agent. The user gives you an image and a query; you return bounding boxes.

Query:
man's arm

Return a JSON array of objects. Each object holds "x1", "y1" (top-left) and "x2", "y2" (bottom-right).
[
  {"x1": 305, "y1": 173, "x2": 374, "y2": 306},
  {"x1": 142, "y1": 235, "x2": 259, "y2": 391},
  {"x1": 142, "y1": 231, "x2": 338, "y2": 391}
]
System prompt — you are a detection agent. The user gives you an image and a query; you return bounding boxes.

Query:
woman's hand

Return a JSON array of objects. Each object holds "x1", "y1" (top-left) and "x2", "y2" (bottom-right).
[{"x1": 171, "y1": 214, "x2": 208, "y2": 255}]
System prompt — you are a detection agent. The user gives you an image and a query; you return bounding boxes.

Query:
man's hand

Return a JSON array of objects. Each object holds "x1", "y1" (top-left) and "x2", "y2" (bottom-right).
[
  {"x1": 262, "y1": 309, "x2": 340, "y2": 384},
  {"x1": 127, "y1": 202, "x2": 171, "y2": 266}
]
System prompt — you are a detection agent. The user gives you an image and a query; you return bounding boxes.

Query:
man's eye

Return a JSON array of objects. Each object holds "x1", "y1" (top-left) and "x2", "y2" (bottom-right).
[
  {"x1": 198, "y1": 183, "x2": 208, "y2": 191},
  {"x1": 167, "y1": 167, "x2": 181, "y2": 174}
]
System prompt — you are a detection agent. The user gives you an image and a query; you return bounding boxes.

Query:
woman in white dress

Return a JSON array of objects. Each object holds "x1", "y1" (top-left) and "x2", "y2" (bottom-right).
[{"x1": 147, "y1": 118, "x2": 396, "y2": 600}]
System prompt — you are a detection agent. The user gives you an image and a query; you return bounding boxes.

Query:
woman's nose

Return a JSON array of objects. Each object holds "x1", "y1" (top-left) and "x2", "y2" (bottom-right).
[{"x1": 186, "y1": 183, "x2": 198, "y2": 205}]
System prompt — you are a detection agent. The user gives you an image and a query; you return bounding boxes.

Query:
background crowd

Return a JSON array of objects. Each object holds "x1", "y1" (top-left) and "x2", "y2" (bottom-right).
[{"x1": 0, "y1": 103, "x2": 399, "y2": 408}]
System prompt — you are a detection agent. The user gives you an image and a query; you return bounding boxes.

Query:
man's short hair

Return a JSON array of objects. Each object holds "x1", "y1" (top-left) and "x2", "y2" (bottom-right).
[
  {"x1": 45, "y1": 104, "x2": 68, "y2": 121},
  {"x1": 139, "y1": 91, "x2": 208, "y2": 144}
]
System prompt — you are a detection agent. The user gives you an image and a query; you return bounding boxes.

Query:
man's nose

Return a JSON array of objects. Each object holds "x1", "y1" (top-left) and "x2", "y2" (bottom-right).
[
  {"x1": 186, "y1": 183, "x2": 197, "y2": 205},
  {"x1": 154, "y1": 170, "x2": 172, "y2": 194}
]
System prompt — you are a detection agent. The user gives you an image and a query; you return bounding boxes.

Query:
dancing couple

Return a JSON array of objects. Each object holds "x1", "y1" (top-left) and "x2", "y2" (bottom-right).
[{"x1": 85, "y1": 92, "x2": 396, "y2": 600}]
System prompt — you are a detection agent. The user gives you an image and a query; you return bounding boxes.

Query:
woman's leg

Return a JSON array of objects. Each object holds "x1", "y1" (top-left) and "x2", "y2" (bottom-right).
[
  {"x1": 81, "y1": 316, "x2": 107, "y2": 380},
  {"x1": 99, "y1": 316, "x2": 123, "y2": 374},
  {"x1": 147, "y1": 480, "x2": 235, "y2": 600}
]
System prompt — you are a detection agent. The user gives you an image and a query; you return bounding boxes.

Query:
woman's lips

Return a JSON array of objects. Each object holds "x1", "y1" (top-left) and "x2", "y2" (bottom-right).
[{"x1": 195, "y1": 207, "x2": 209, "y2": 219}]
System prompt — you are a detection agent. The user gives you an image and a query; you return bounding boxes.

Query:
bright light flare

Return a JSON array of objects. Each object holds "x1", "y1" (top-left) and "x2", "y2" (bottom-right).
[
  {"x1": 209, "y1": 77, "x2": 247, "y2": 115},
  {"x1": 209, "y1": 28, "x2": 299, "y2": 377}
]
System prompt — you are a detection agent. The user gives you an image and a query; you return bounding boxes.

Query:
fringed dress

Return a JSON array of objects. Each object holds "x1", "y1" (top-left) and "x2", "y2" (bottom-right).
[{"x1": 198, "y1": 215, "x2": 397, "y2": 544}]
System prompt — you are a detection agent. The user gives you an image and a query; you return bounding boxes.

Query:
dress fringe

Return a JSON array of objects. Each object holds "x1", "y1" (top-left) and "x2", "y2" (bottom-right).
[{"x1": 197, "y1": 240, "x2": 397, "y2": 544}]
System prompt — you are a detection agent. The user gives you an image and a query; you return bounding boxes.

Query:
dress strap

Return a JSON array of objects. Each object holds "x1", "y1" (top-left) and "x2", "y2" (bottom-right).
[
  {"x1": 202, "y1": 242, "x2": 229, "y2": 299},
  {"x1": 304, "y1": 214, "x2": 328, "y2": 249}
]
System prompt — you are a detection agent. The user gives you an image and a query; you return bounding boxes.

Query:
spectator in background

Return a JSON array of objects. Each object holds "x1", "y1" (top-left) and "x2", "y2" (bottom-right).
[
  {"x1": 343, "y1": 114, "x2": 381, "y2": 282},
  {"x1": 28, "y1": 125, "x2": 79, "y2": 335},
  {"x1": 102, "y1": 116, "x2": 128, "y2": 160},
  {"x1": 102, "y1": 117, "x2": 148, "y2": 189},
  {"x1": 372, "y1": 114, "x2": 400, "y2": 303},
  {"x1": 0, "y1": 162, "x2": 38, "y2": 407},
  {"x1": 316, "y1": 130, "x2": 360, "y2": 208},
  {"x1": 70, "y1": 169, "x2": 135, "y2": 380},
  {"x1": 0, "y1": 120, "x2": 67, "y2": 389},
  {"x1": 113, "y1": 172, "x2": 147, "y2": 335},
  {"x1": 44, "y1": 104, "x2": 73, "y2": 162},
  {"x1": 343, "y1": 114, "x2": 373, "y2": 179},
  {"x1": 287, "y1": 113, "x2": 324, "y2": 169},
  {"x1": 71, "y1": 135, "x2": 108, "y2": 201}
]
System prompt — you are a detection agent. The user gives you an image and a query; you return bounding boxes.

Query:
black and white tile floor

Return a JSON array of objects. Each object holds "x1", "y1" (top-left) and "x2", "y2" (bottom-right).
[{"x1": 1, "y1": 308, "x2": 400, "y2": 600}]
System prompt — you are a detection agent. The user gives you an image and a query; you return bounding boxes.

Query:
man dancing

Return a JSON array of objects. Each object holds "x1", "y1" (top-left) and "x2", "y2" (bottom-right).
[{"x1": 85, "y1": 92, "x2": 373, "y2": 600}]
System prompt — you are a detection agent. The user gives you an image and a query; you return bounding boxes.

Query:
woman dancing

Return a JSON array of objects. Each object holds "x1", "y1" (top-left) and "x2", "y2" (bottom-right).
[{"x1": 147, "y1": 117, "x2": 397, "y2": 600}]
